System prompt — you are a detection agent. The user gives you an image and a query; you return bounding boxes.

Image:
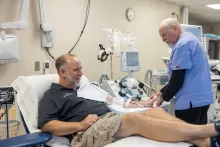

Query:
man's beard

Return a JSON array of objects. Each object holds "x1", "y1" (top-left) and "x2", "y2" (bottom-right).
[
  {"x1": 167, "y1": 42, "x2": 175, "y2": 49},
  {"x1": 66, "y1": 74, "x2": 80, "y2": 88}
]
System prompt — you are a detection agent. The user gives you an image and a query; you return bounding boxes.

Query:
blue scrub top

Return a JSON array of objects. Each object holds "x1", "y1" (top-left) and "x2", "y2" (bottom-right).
[{"x1": 168, "y1": 32, "x2": 214, "y2": 110}]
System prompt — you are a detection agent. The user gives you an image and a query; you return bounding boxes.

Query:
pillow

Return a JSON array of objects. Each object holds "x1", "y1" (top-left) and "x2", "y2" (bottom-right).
[{"x1": 12, "y1": 74, "x2": 59, "y2": 132}]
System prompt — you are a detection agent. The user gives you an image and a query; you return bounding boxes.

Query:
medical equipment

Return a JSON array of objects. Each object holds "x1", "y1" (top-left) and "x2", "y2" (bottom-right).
[
  {"x1": 97, "y1": 44, "x2": 110, "y2": 62},
  {"x1": 101, "y1": 78, "x2": 171, "y2": 113},
  {"x1": 99, "y1": 29, "x2": 137, "y2": 80},
  {"x1": 0, "y1": 86, "x2": 15, "y2": 139},
  {"x1": 180, "y1": 24, "x2": 203, "y2": 42},
  {"x1": 0, "y1": 87, "x2": 14, "y2": 104},
  {"x1": 139, "y1": 79, "x2": 156, "y2": 94},
  {"x1": 210, "y1": 59, "x2": 220, "y2": 68},
  {"x1": 104, "y1": 49, "x2": 144, "y2": 101},
  {"x1": 151, "y1": 70, "x2": 168, "y2": 92},
  {"x1": 120, "y1": 50, "x2": 140, "y2": 73},
  {"x1": 0, "y1": 1, "x2": 30, "y2": 31},
  {"x1": 0, "y1": 35, "x2": 20, "y2": 64},
  {"x1": 101, "y1": 78, "x2": 147, "y2": 101},
  {"x1": 103, "y1": 29, "x2": 127, "y2": 56},
  {"x1": 98, "y1": 29, "x2": 115, "y2": 79},
  {"x1": 0, "y1": 0, "x2": 30, "y2": 64},
  {"x1": 209, "y1": 64, "x2": 220, "y2": 122},
  {"x1": 0, "y1": 0, "x2": 55, "y2": 63},
  {"x1": 144, "y1": 69, "x2": 154, "y2": 96},
  {"x1": 101, "y1": 49, "x2": 171, "y2": 113},
  {"x1": 4, "y1": 74, "x2": 60, "y2": 146},
  {"x1": 207, "y1": 84, "x2": 217, "y2": 123},
  {"x1": 38, "y1": 0, "x2": 54, "y2": 48}
]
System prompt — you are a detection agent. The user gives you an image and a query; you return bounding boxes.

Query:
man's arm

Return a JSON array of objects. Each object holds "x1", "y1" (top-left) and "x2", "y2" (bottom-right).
[
  {"x1": 160, "y1": 84, "x2": 168, "y2": 93},
  {"x1": 106, "y1": 95, "x2": 155, "y2": 108},
  {"x1": 152, "y1": 70, "x2": 186, "y2": 107},
  {"x1": 161, "y1": 69, "x2": 186, "y2": 101},
  {"x1": 130, "y1": 95, "x2": 158, "y2": 108},
  {"x1": 41, "y1": 120, "x2": 82, "y2": 136},
  {"x1": 38, "y1": 92, "x2": 99, "y2": 136},
  {"x1": 106, "y1": 95, "x2": 141, "y2": 108},
  {"x1": 41, "y1": 114, "x2": 99, "y2": 136},
  {"x1": 149, "y1": 85, "x2": 167, "y2": 99}
]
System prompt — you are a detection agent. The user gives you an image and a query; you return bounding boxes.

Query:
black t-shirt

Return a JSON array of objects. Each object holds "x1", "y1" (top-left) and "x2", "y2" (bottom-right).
[{"x1": 38, "y1": 83, "x2": 111, "y2": 129}]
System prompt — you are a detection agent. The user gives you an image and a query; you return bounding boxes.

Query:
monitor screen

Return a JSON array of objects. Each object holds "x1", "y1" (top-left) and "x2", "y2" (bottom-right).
[
  {"x1": 180, "y1": 24, "x2": 202, "y2": 42},
  {"x1": 121, "y1": 50, "x2": 140, "y2": 72},
  {"x1": 126, "y1": 52, "x2": 139, "y2": 67}
]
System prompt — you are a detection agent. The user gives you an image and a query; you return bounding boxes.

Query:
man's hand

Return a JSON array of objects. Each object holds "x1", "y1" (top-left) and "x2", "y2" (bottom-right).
[
  {"x1": 156, "y1": 95, "x2": 164, "y2": 107},
  {"x1": 80, "y1": 114, "x2": 99, "y2": 131},
  {"x1": 144, "y1": 95, "x2": 159, "y2": 107},
  {"x1": 129, "y1": 95, "x2": 159, "y2": 108},
  {"x1": 149, "y1": 91, "x2": 161, "y2": 99}
]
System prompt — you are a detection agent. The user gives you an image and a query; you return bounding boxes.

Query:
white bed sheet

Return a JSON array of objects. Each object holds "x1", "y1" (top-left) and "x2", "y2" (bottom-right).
[{"x1": 105, "y1": 136, "x2": 191, "y2": 147}]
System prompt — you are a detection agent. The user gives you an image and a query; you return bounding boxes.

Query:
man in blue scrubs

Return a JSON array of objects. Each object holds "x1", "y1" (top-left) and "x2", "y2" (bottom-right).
[{"x1": 153, "y1": 18, "x2": 214, "y2": 124}]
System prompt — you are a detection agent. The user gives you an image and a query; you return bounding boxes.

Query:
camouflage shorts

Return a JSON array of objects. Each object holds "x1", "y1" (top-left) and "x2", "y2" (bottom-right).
[{"x1": 72, "y1": 112, "x2": 122, "y2": 147}]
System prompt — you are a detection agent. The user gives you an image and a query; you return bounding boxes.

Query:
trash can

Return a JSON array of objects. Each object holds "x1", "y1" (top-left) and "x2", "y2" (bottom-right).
[{"x1": 0, "y1": 120, "x2": 20, "y2": 140}]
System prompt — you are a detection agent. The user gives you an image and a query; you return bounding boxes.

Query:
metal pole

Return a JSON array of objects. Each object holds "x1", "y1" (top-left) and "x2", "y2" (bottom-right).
[
  {"x1": 5, "y1": 104, "x2": 9, "y2": 139},
  {"x1": 19, "y1": 0, "x2": 30, "y2": 22},
  {"x1": 182, "y1": 7, "x2": 189, "y2": 24},
  {"x1": 38, "y1": 0, "x2": 45, "y2": 24}
]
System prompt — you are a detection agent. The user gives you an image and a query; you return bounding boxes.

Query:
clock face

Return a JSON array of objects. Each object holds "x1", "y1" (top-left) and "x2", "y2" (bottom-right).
[{"x1": 126, "y1": 8, "x2": 135, "y2": 21}]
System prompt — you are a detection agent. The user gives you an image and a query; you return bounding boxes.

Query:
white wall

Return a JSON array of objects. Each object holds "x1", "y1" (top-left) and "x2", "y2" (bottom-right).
[
  {"x1": 0, "y1": 0, "x2": 181, "y2": 85},
  {"x1": 212, "y1": 24, "x2": 220, "y2": 35},
  {"x1": 189, "y1": 18, "x2": 212, "y2": 33},
  {"x1": 189, "y1": 17, "x2": 220, "y2": 34}
]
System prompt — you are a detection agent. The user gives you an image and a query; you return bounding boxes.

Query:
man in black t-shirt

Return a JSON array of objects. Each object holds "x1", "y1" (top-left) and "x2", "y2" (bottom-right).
[{"x1": 38, "y1": 54, "x2": 220, "y2": 147}]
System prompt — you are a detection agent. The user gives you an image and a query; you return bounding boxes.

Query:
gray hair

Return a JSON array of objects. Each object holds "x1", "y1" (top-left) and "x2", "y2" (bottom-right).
[{"x1": 160, "y1": 18, "x2": 180, "y2": 28}]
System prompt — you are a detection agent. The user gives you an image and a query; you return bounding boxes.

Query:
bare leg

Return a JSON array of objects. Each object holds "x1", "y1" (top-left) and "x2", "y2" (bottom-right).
[
  {"x1": 114, "y1": 112, "x2": 217, "y2": 147},
  {"x1": 144, "y1": 108, "x2": 209, "y2": 147}
]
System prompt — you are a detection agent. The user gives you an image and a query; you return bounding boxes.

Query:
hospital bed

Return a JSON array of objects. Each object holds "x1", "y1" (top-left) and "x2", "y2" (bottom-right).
[{"x1": 0, "y1": 74, "x2": 191, "y2": 147}]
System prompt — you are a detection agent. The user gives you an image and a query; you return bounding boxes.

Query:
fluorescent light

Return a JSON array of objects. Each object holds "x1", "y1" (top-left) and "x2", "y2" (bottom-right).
[{"x1": 207, "y1": 4, "x2": 220, "y2": 9}]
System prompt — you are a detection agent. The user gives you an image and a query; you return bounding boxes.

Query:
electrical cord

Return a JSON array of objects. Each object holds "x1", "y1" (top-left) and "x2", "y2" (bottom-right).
[
  {"x1": 45, "y1": 47, "x2": 55, "y2": 61},
  {"x1": 139, "y1": 80, "x2": 156, "y2": 93},
  {"x1": 44, "y1": 0, "x2": 91, "y2": 58},
  {"x1": 172, "y1": 12, "x2": 179, "y2": 19},
  {"x1": 68, "y1": 0, "x2": 91, "y2": 53},
  {"x1": 145, "y1": 69, "x2": 155, "y2": 96}
]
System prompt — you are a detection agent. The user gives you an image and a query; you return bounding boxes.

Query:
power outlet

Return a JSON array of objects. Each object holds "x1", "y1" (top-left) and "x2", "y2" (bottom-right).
[{"x1": 43, "y1": 60, "x2": 51, "y2": 74}]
